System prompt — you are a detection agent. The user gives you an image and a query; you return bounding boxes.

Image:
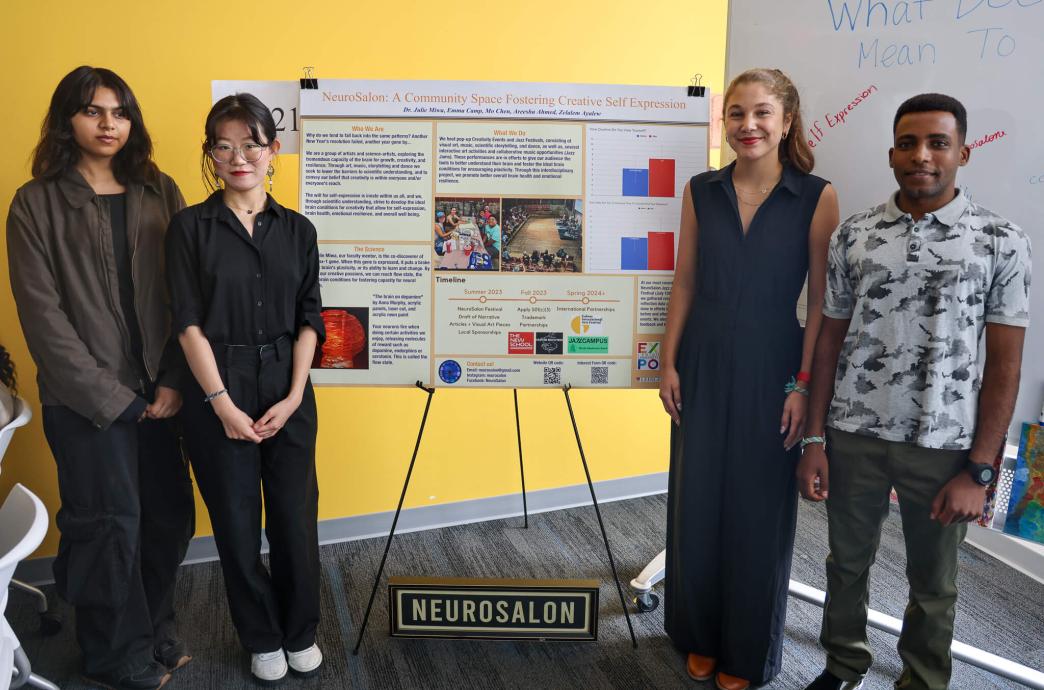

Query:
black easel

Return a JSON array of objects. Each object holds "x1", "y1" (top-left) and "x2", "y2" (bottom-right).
[
  {"x1": 353, "y1": 383, "x2": 638, "y2": 653},
  {"x1": 562, "y1": 384, "x2": 638, "y2": 649},
  {"x1": 514, "y1": 388, "x2": 529, "y2": 528},
  {"x1": 353, "y1": 381, "x2": 434, "y2": 654}
]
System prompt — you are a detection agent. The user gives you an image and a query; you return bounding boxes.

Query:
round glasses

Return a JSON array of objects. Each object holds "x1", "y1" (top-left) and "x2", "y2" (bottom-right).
[{"x1": 209, "y1": 143, "x2": 267, "y2": 164}]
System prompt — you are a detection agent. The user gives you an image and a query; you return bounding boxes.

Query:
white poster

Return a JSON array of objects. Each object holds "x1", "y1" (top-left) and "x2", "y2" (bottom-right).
[{"x1": 300, "y1": 79, "x2": 710, "y2": 388}]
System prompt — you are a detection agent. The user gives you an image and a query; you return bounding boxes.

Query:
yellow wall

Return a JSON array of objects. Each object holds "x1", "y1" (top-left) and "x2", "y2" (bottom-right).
[{"x1": 0, "y1": 0, "x2": 728, "y2": 558}]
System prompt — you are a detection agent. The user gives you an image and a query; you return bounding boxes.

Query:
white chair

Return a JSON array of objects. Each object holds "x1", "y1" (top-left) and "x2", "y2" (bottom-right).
[
  {"x1": 0, "y1": 402, "x2": 58, "y2": 638},
  {"x1": 0, "y1": 398, "x2": 31, "y2": 463},
  {"x1": 0, "y1": 483, "x2": 58, "y2": 690}
]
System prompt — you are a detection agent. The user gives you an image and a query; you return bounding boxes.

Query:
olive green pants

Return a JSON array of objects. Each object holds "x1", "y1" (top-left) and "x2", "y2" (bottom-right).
[{"x1": 822, "y1": 429, "x2": 969, "y2": 690}]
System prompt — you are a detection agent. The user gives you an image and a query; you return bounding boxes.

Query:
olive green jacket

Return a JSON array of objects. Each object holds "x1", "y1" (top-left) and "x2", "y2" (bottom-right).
[{"x1": 7, "y1": 168, "x2": 186, "y2": 429}]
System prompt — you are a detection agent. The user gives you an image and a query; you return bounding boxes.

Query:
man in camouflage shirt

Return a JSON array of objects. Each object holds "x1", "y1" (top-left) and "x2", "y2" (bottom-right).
[{"x1": 798, "y1": 94, "x2": 1031, "y2": 690}]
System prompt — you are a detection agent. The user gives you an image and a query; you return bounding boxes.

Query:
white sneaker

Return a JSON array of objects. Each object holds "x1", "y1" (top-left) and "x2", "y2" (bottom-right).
[
  {"x1": 287, "y1": 643, "x2": 323, "y2": 676},
  {"x1": 251, "y1": 649, "x2": 287, "y2": 684}
]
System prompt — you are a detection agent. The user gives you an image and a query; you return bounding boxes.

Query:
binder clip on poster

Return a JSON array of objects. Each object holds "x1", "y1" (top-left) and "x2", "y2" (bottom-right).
[
  {"x1": 301, "y1": 66, "x2": 318, "y2": 90},
  {"x1": 687, "y1": 74, "x2": 706, "y2": 98}
]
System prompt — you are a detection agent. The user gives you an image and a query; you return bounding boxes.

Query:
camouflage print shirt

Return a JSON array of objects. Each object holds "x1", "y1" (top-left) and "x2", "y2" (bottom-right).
[{"x1": 823, "y1": 189, "x2": 1031, "y2": 450}]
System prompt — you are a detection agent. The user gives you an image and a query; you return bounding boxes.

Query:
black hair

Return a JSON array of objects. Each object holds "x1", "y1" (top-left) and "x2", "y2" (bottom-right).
[
  {"x1": 893, "y1": 93, "x2": 968, "y2": 142},
  {"x1": 31, "y1": 65, "x2": 158, "y2": 184},
  {"x1": 0, "y1": 345, "x2": 16, "y2": 394},
  {"x1": 201, "y1": 93, "x2": 278, "y2": 192}
]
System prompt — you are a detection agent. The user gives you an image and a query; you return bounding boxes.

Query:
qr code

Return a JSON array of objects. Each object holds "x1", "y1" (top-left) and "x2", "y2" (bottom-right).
[
  {"x1": 591, "y1": 367, "x2": 609, "y2": 384},
  {"x1": 543, "y1": 367, "x2": 562, "y2": 385}
]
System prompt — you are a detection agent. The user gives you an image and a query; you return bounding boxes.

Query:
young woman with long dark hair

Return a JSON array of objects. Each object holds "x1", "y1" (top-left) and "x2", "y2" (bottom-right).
[
  {"x1": 165, "y1": 93, "x2": 324, "y2": 684},
  {"x1": 7, "y1": 65, "x2": 194, "y2": 690},
  {"x1": 659, "y1": 68, "x2": 840, "y2": 690}
]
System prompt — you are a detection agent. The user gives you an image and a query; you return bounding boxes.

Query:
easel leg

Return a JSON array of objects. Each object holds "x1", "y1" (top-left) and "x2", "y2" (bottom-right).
[
  {"x1": 562, "y1": 384, "x2": 638, "y2": 649},
  {"x1": 514, "y1": 388, "x2": 529, "y2": 528},
  {"x1": 353, "y1": 381, "x2": 436, "y2": 655}
]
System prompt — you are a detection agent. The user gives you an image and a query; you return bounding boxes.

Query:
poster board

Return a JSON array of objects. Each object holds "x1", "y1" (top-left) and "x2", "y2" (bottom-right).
[
  {"x1": 299, "y1": 79, "x2": 710, "y2": 388},
  {"x1": 212, "y1": 81, "x2": 301, "y2": 153},
  {"x1": 725, "y1": 0, "x2": 1044, "y2": 442}
]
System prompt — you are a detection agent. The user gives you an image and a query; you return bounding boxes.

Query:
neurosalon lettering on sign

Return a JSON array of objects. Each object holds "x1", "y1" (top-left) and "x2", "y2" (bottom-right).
[{"x1": 389, "y1": 577, "x2": 598, "y2": 641}]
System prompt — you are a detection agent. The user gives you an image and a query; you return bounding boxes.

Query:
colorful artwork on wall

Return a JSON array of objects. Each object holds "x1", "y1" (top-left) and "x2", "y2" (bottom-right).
[{"x1": 1004, "y1": 423, "x2": 1044, "y2": 544}]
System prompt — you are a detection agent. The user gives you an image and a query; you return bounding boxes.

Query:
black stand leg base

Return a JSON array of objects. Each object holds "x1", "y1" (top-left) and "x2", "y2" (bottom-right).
[
  {"x1": 562, "y1": 384, "x2": 638, "y2": 649},
  {"x1": 352, "y1": 381, "x2": 436, "y2": 655},
  {"x1": 514, "y1": 388, "x2": 529, "y2": 529}
]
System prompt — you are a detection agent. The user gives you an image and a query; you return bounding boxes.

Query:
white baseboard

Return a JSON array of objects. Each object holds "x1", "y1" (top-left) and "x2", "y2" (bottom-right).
[
  {"x1": 15, "y1": 472, "x2": 670, "y2": 585},
  {"x1": 966, "y1": 525, "x2": 1044, "y2": 585},
  {"x1": 18, "y1": 470, "x2": 1042, "y2": 587}
]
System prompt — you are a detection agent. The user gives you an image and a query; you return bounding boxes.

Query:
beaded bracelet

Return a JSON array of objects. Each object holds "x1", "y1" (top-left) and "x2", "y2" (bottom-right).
[
  {"x1": 800, "y1": 436, "x2": 826, "y2": 449},
  {"x1": 784, "y1": 377, "x2": 809, "y2": 396},
  {"x1": 204, "y1": 388, "x2": 228, "y2": 404},
  {"x1": 796, "y1": 371, "x2": 811, "y2": 384}
]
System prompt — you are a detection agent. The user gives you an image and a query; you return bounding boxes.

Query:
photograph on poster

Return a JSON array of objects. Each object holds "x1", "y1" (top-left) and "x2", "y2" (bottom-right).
[
  {"x1": 501, "y1": 199, "x2": 582, "y2": 273},
  {"x1": 433, "y1": 198, "x2": 501, "y2": 271},
  {"x1": 313, "y1": 307, "x2": 370, "y2": 370}
]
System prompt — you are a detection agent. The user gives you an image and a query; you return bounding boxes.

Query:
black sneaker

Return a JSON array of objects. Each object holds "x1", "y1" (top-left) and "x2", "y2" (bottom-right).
[
  {"x1": 154, "y1": 637, "x2": 192, "y2": 672},
  {"x1": 83, "y1": 660, "x2": 172, "y2": 690},
  {"x1": 805, "y1": 670, "x2": 865, "y2": 690}
]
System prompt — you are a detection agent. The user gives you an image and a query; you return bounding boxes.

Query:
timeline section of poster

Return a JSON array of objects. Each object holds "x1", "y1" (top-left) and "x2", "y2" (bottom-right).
[{"x1": 433, "y1": 273, "x2": 633, "y2": 357}]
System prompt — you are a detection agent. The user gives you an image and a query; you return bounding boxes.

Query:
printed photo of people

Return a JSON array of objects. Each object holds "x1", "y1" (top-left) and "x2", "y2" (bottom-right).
[
  {"x1": 432, "y1": 198, "x2": 501, "y2": 271},
  {"x1": 312, "y1": 307, "x2": 369, "y2": 369},
  {"x1": 501, "y1": 199, "x2": 582, "y2": 273}
]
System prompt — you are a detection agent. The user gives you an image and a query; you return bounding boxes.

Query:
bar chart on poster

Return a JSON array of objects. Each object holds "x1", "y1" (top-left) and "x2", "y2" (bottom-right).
[
  {"x1": 585, "y1": 124, "x2": 707, "y2": 274},
  {"x1": 298, "y1": 79, "x2": 709, "y2": 388}
]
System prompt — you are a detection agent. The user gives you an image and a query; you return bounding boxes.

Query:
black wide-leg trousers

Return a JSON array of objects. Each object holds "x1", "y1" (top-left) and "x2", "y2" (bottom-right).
[
  {"x1": 180, "y1": 339, "x2": 320, "y2": 654},
  {"x1": 43, "y1": 406, "x2": 195, "y2": 676}
]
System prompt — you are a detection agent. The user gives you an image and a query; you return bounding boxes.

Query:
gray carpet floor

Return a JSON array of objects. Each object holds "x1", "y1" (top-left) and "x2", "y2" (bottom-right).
[{"x1": 7, "y1": 495, "x2": 1044, "y2": 689}]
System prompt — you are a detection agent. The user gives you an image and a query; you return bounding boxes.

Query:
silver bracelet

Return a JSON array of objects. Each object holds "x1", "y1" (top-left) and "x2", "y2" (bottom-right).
[{"x1": 204, "y1": 388, "x2": 228, "y2": 404}]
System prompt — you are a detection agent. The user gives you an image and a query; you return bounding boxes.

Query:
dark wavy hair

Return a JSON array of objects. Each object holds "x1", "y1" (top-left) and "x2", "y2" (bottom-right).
[
  {"x1": 201, "y1": 93, "x2": 278, "y2": 193},
  {"x1": 31, "y1": 66, "x2": 158, "y2": 184},
  {"x1": 0, "y1": 345, "x2": 16, "y2": 394}
]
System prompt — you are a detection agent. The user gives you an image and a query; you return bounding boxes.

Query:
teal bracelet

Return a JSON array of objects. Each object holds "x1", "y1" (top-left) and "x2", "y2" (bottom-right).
[
  {"x1": 800, "y1": 436, "x2": 826, "y2": 449},
  {"x1": 785, "y1": 377, "x2": 809, "y2": 396}
]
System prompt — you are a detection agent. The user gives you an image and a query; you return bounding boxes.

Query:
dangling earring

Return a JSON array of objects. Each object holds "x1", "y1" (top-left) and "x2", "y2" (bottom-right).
[{"x1": 266, "y1": 163, "x2": 275, "y2": 193}]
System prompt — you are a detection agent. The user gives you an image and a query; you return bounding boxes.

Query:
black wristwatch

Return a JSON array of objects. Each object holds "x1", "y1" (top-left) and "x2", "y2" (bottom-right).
[{"x1": 966, "y1": 461, "x2": 997, "y2": 486}]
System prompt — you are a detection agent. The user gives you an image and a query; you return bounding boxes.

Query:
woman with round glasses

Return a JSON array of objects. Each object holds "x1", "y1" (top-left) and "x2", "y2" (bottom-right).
[{"x1": 165, "y1": 93, "x2": 325, "y2": 684}]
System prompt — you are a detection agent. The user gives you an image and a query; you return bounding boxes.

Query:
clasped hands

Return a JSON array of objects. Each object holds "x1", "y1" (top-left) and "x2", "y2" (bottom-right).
[{"x1": 211, "y1": 393, "x2": 302, "y2": 443}]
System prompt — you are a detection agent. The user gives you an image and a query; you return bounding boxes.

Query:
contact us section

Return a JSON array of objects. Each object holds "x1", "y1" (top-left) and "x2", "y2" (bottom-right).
[
  {"x1": 437, "y1": 357, "x2": 631, "y2": 388},
  {"x1": 432, "y1": 273, "x2": 634, "y2": 386}
]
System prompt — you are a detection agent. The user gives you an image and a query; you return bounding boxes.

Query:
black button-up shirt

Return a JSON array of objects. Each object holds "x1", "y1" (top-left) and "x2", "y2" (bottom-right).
[{"x1": 165, "y1": 192, "x2": 325, "y2": 346}]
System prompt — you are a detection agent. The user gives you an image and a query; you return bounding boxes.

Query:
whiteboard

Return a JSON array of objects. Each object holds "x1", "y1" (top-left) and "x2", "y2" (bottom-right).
[{"x1": 726, "y1": 0, "x2": 1044, "y2": 431}]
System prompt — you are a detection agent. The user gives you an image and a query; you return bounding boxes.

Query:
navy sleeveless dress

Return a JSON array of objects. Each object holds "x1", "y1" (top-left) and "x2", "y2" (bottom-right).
[{"x1": 664, "y1": 162, "x2": 828, "y2": 685}]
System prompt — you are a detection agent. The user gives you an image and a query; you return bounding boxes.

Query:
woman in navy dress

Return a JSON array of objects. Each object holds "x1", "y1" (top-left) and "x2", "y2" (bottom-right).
[{"x1": 659, "y1": 69, "x2": 840, "y2": 689}]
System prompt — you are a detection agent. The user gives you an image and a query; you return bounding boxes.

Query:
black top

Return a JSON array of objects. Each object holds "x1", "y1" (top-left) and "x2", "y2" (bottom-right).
[
  {"x1": 101, "y1": 193, "x2": 146, "y2": 378},
  {"x1": 102, "y1": 193, "x2": 149, "y2": 420},
  {"x1": 165, "y1": 192, "x2": 325, "y2": 347}
]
